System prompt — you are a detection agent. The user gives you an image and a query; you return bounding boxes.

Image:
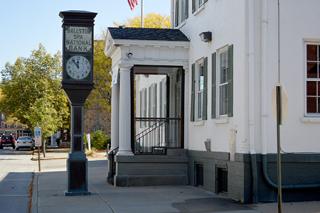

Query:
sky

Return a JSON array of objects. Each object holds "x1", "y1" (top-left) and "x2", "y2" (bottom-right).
[{"x1": 0, "y1": 0, "x2": 170, "y2": 70}]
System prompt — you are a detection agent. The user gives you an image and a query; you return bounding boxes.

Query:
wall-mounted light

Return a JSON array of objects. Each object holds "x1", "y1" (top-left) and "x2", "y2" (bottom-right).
[
  {"x1": 127, "y1": 52, "x2": 133, "y2": 58},
  {"x1": 199, "y1": 31, "x2": 212, "y2": 42}
]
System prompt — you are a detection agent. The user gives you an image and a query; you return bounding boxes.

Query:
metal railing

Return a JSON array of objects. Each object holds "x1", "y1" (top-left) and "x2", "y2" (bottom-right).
[{"x1": 134, "y1": 117, "x2": 182, "y2": 154}]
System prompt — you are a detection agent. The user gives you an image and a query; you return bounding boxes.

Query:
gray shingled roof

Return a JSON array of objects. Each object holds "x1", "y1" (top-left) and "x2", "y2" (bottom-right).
[{"x1": 108, "y1": 27, "x2": 189, "y2": 42}]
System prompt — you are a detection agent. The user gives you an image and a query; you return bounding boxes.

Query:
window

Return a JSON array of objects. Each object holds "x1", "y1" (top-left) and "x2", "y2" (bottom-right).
[
  {"x1": 191, "y1": 58, "x2": 208, "y2": 121},
  {"x1": 175, "y1": 0, "x2": 188, "y2": 27},
  {"x1": 196, "y1": 59, "x2": 205, "y2": 120},
  {"x1": 219, "y1": 49, "x2": 229, "y2": 116},
  {"x1": 212, "y1": 45, "x2": 233, "y2": 118},
  {"x1": 192, "y1": 0, "x2": 207, "y2": 13},
  {"x1": 140, "y1": 88, "x2": 147, "y2": 128},
  {"x1": 306, "y1": 43, "x2": 320, "y2": 114}
]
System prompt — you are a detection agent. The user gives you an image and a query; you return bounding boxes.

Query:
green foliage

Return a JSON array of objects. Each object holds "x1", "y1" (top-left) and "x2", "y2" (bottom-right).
[
  {"x1": 123, "y1": 13, "x2": 171, "y2": 28},
  {"x1": 85, "y1": 39, "x2": 112, "y2": 112},
  {"x1": 90, "y1": 130, "x2": 110, "y2": 150},
  {"x1": 0, "y1": 44, "x2": 70, "y2": 138}
]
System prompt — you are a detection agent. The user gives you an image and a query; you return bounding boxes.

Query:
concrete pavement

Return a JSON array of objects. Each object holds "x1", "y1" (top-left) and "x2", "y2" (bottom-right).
[
  {"x1": 0, "y1": 148, "x2": 36, "y2": 213},
  {"x1": 32, "y1": 159, "x2": 258, "y2": 213},
  {"x1": 30, "y1": 153, "x2": 320, "y2": 213}
]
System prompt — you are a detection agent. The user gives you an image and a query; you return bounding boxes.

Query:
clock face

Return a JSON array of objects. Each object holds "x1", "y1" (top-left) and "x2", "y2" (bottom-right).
[{"x1": 66, "y1": 55, "x2": 91, "y2": 80}]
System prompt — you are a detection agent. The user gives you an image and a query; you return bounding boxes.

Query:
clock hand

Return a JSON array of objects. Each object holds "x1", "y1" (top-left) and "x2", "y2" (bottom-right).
[{"x1": 72, "y1": 59, "x2": 79, "y2": 69}]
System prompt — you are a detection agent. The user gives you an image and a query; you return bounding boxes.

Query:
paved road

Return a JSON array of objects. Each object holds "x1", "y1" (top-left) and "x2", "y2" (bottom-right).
[{"x1": 0, "y1": 148, "x2": 36, "y2": 213}]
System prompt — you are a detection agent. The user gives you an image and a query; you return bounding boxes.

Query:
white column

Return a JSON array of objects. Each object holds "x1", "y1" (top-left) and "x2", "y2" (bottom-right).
[
  {"x1": 117, "y1": 67, "x2": 133, "y2": 156},
  {"x1": 111, "y1": 72, "x2": 119, "y2": 151}
]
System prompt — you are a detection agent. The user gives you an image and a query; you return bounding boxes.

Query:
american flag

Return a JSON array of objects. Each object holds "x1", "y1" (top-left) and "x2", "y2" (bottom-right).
[{"x1": 128, "y1": 0, "x2": 138, "y2": 10}]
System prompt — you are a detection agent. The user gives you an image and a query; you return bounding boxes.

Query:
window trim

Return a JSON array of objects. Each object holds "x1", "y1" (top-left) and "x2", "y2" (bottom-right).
[
  {"x1": 216, "y1": 46, "x2": 229, "y2": 118},
  {"x1": 304, "y1": 42, "x2": 320, "y2": 117},
  {"x1": 174, "y1": 0, "x2": 189, "y2": 27},
  {"x1": 192, "y1": 0, "x2": 207, "y2": 15},
  {"x1": 195, "y1": 58, "x2": 205, "y2": 121}
]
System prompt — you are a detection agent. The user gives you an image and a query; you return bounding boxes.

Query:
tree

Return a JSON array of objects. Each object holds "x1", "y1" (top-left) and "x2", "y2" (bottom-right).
[
  {"x1": 120, "y1": 13, "x2": 171, "y2": 28},
  {"x1": 0, "y1": 44, "x2": 70, "y2": 138},
  {"x1": 85, "y1": 39, "x2": 112, "y2": 111}
]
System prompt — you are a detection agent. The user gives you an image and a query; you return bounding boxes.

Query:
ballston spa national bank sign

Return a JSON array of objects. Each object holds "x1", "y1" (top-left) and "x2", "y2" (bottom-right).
[{"x1": 65, "y1": 26, "x2": 92, "y2": 53}]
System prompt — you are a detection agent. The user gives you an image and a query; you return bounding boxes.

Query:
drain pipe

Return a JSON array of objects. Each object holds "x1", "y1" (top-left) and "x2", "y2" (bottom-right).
[{"x1": 261, "y1": 0, "x2": 320, "y2": 190}]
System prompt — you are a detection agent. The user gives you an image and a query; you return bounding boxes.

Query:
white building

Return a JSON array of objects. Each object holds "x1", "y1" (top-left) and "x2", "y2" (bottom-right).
[{"x1": 105, "y1": 0, "x2": 320, "y2": 203}]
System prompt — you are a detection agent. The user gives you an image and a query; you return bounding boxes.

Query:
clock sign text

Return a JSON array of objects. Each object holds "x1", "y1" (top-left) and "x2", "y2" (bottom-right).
[{"x1": 65, "y1": 26, "x2": 92, "y2": 53}]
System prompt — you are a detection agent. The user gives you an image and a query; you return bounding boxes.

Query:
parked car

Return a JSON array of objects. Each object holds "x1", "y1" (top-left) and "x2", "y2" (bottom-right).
[
  {"x1": 15, "y1": 136, "x2": 34, "y2": 150},
  {"x1": 0, "y1": 135, "x2": 16, "y2": 149}
]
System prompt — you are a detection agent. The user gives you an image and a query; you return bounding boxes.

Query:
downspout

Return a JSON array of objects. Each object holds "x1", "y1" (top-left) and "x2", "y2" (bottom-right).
[
  {"x1": 261, "y1": 0, "x2": 320, "y2": 190},
  {"x1": 246, "y1": 0, "x2": 259, "y2": 203}
]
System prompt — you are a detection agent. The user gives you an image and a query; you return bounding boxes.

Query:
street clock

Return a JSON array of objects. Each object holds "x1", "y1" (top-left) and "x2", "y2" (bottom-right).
[
  {"x1": 59, "y1": 10, "x2": 97, "y2": 196},
  {"x1": 60, "y1": 11, "x2": 96, "y2": 85}
]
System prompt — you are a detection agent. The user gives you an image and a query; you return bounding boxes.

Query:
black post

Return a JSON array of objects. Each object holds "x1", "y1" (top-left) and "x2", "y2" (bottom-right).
[
  {"x1": 59, "y1": 10, "x2": 97, "y2": 196},
  {"x1": 276, "y1": 85, "x2": 283, "y2": 213}
]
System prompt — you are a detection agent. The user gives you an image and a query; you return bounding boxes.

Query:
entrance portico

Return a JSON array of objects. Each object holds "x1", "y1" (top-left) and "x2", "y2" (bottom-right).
[{"x1": 105, "y1": 27, "x2": 189, "y2": 186}]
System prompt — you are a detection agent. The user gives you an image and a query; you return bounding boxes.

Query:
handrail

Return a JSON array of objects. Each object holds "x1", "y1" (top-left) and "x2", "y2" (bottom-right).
[
  {"x1": 136, "y1": 120, "x2": 166, "y2": 141},
  {"x1": 135, "y1": 117, "x2": 180, "y2": 139},
  {"x1": 135, "y1": 120, "x2": 163, "y2": 139}
]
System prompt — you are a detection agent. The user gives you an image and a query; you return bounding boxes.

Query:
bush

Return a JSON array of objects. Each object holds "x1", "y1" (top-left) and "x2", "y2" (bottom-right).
[{"x1": 90, "y1": 130, "x2": 110, "y2": 150}]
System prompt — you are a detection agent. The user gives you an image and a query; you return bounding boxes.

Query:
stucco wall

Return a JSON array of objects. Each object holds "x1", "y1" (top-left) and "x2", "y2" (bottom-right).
[{"x1": 173, "y1": 0, "x2": 320, "y2": 154}]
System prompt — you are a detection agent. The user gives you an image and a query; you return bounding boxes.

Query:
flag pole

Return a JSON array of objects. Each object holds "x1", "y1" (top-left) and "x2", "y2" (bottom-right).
[{"x1": 141, "y1": 0, "x2": 144, "y2": 27}]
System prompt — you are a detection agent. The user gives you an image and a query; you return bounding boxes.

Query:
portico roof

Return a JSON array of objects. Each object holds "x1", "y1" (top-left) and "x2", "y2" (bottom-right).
[{"x1": 107, "y1": 27, "x2": 189, "y2": 42}]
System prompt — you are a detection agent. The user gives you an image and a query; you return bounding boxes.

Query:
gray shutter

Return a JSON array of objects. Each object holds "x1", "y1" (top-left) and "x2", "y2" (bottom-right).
[
  {"x1": 191, "y1": 64, "x2": 195, "y2": 121},
  {"x1": 185, "y1": 0, "x2": 189, "y2": 19},
  {"x1": 228, "y1": 45, "x2": 234, "y2": 117},
  {"x1": 192, "y1": 0, "x2": 196, "y2": 13},
  {"x1": 203, "y1": 57, "x2": 208, "y2": 120},
  {"x1": 175, "y1": 0, "x2": 180, "y2": 27},
  {"x1": 212, "y1": 53, "x2": 217, "y2": 118}
]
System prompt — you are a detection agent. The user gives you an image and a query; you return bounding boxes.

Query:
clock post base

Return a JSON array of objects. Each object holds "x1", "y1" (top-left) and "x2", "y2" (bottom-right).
[{"x1": 65, "y1": 152, "x2": 90, "y2": 196}]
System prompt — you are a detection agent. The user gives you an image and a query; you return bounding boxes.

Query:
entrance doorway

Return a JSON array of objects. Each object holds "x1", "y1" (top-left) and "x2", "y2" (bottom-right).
[{"x1": 132, "y1": 66, "x2": 184, "y2": 154}]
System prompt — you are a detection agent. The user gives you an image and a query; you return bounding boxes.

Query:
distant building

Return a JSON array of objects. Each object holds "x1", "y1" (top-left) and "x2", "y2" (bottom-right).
[{"x1": 105, "y1": 0, "x2": 320, "y2": 203}]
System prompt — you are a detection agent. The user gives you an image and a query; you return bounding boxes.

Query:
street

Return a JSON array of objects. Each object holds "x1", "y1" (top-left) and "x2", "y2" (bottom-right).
[
  {"x1": 0, "y1": 148, "x2": 35, "y2": 213},
  {"x1": 1, "y1": 148, "x2": 320, "y2": 213}
]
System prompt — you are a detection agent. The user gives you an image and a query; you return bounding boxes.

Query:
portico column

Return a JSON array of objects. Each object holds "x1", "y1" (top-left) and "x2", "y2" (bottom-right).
[
  {"x1": 110, "y1": 73, "x2": 119, "y2": 151},
  {"x1": 117, "y1": 67, "x2": 133, "y2": 156}
]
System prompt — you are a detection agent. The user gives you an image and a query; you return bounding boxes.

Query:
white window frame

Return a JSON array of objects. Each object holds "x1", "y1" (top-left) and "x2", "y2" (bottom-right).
[
  {"x1": 193, "y1": 0, "x2": 206, "y2": 14},
  {"x1": 216, "y1": 46, "x2": 229, "y2": 117},
  {"x1": 305, "y1": 42, "x2": 320, "y2": 117},
  {"x1": 195, "y1": 58, "x2": 205, "y2": 121},
  {"x1": 174, "y1": 0, "x2": 188, "y2": 27}
]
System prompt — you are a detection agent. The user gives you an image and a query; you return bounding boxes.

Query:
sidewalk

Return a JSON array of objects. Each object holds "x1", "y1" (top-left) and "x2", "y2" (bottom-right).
[
  {"x1": 31, "y1": 149, "x2": 106, "y2": 161},
  {"x1": 31, "y1": 158, "x2": 320, "y2": 213}
]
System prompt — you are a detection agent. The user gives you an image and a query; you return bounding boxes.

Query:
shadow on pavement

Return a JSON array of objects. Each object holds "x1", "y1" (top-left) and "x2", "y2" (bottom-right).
[
  {"x1": 172, "y1": 197, "x2": 253, "y2": 213},
  {"x1": 0, "y1": 172, "x2": 33, "y2": 213}
]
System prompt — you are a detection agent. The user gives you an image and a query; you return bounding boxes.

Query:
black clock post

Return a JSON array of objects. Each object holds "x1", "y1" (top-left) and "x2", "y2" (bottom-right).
[{"x1": 59, "y1": 10, "x2": 97, "y2": 196}]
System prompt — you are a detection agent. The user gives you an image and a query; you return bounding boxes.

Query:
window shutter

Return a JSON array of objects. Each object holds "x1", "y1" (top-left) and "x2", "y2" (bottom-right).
[
  {"x1": 228, "y1": 45, "x2": 234, "y2": 117},
  {"x1": 203, "y1": 57, "x2": 208, "y2": 120},
  {"x1": 191, "y1": 64, "x2": 195, "y2": 121},
  {"x1": 192, "y1": 0, "x2": 196, "y2": 13},
  {"x1": 175, "y1": 0, "x2": 180, "y2": 27},
  {"x1": 185, "y1": 0, "x2": 189, "y2": 19},
  {"x1": 212, "y1": 53, "x2": 217, "y2": 118}
]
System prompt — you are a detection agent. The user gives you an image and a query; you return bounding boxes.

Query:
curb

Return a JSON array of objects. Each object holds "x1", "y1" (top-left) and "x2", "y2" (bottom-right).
[
  {"x1": 31, "y1": 172, "x2": 39, "y2": 213},
  {"x1": 31, "y1": 157, "x2": 67, "y2": 161}
]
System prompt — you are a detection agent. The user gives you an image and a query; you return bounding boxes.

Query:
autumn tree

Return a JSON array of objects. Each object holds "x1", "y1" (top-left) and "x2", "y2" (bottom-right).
[
  {"x1": 120, "y1": 13, "x2": 171, "y2": 28},
  {"x1": 0, "y1": 44, "x2": 70, "y2": 138}
]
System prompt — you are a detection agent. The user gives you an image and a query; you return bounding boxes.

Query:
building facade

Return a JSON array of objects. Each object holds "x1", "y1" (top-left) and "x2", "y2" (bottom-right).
[{"x1": 105, "y1": 0, "x2": 320, "y2": 203}]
